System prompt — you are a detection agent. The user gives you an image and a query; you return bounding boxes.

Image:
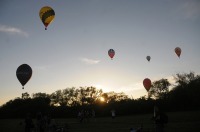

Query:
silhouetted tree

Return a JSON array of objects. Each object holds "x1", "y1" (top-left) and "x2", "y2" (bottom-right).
[
  {"x1": 22, "y1": 92, "x2": 30, "y2": 99},
  {"x1": 168, "y1": 72, "x2": 200, "y2": 110},
  {"x1": 103, "y1": 91, "x2": 128, "y2": 103},
  {"x1": 32, "y1": 92, "x2": 49, "y2": 98},
  {"x1": 173, "y1": 72, "x2": 198, "y2": 88},
  {"x1": 1, "y1": 72, "x2": 200, "y2": 119},
  {"x1": 149, "y1": 79, "x2": 170, "y2": 99}
]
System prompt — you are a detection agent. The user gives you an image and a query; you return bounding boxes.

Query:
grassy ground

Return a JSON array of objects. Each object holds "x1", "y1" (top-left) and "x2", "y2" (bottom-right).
[{"x1": 0, "y1": 110, "x2": 200, "y2": 132}]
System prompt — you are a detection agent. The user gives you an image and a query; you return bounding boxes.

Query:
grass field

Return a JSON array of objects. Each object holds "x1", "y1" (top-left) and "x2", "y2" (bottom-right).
[{"x1": 0, "y1": 111, "x2": 200, "y2": 132}]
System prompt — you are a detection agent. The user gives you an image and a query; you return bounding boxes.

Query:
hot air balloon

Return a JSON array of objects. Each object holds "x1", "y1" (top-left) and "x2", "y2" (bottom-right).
[
  {"x1": 143, "y1": 78, "x2": 151, "y2": 92},
  {"x1": 175, "y1": 47, "x2": 181, "y2": 58},
  {"x1": 16, "y1": 64, "x2": 32, "y2": 89},
  {"x1": 108, "y1": 49, "x2": 115, "y2": 60},
  {"x1": 146, "y1": 56, "x2": 151, "y2": 62},
  {"x1": 39, "y1": 6, "x2": 55, "y2": 30}
]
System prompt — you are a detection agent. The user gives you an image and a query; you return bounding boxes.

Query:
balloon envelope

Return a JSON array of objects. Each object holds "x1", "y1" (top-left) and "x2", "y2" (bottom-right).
[
  {"x1": 108, "y1": 49, "x2": 115, "y2": 59},
  {"x1": 16, "y1": 64, "x2": 32, "y2": 89},
  {"x1": 175, "y1": 47, "x2": 181, "y2": 58},
  {"x1": 146, "y1": 56, "x2": 151, "y2": 62},
  {"x1": 39, "y1": 6, "x2": 55, "y2": 30},
  {"x1": 143, "y1": 78, "x2": 151, "y2": 92}
]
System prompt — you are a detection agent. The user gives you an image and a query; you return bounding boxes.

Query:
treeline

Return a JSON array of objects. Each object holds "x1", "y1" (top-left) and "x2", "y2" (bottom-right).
[{"x1": 0, "y1": 72, "x2": 200, "y2": 119}]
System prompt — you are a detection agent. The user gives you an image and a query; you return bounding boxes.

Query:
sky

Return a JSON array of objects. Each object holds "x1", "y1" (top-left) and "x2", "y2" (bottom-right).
[{"x1": 0, "y1": 0, "x2": 200, "y2": 106}]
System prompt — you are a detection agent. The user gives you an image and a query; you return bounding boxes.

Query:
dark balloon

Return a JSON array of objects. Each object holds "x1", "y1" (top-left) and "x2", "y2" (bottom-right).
[
  {"x1": 108, "y1": 49, "x2": 115, "y2": 60},
  {"x1": 143, "y1": 78, "x2": 151, "y2": 92},
  {"x1": 146, "y1": 56, "x2": 151, "y2": 62},
  {"x1": 175, "y1": 47, "x2": 181, "y2": 58},
  {"x1": 16, "y1": 64, "x2": 32, "y2": 89}
]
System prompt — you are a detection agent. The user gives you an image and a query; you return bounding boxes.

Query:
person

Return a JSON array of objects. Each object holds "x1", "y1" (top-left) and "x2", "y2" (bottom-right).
[
  {"x1": 24, "y1": 113, "x2": 34, "y2": 132},
  {"x1": 152, "y1": 106, "x2": 168, "y2": 132},
  {"x1": 77, "y1": 111, "x2": 82, "y2": 121},
  {"x1": 84, "y1": 109, "x2": 90, "y2": 123},
  {"x1": 36, "y1": 112, "x2": 45, "y2": 132},
  {"x1": 46, "y1": 114, "x2": 57, "y2": 132},
  {"x1": 111, "y1": 109, "x2": 116, "y2": 119},
  {"x1": 79, "y1": 109, "x2": 85, "y2": 123},
  {"x1": 91, "y1": 109, "x2": 96, "y2": 122}
]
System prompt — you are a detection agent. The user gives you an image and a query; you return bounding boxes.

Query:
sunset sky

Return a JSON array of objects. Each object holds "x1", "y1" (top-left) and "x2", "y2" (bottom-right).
[{"x1": 0, "y1": 0, "x2": 200, "y2": 106}]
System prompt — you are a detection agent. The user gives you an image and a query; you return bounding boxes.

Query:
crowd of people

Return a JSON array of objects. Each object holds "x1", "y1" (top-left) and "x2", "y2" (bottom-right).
[
  {"x1": 24, "y1": 112, "x2": 67, "y2": 132},
  {"x1": 23, "y1": 106, "x2": 168, "y2": 132},
  {"x1": 77, "y1": 109, "x2": 96, "y2": 123}
]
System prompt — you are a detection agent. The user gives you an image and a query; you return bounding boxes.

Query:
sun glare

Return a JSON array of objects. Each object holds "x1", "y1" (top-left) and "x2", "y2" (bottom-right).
[
  {"x1": 100, "y1": 97, "x2": 105, "y2": 102},
  {"x1": 94, "y1": 84, "x2": 102, "y2": 89}
]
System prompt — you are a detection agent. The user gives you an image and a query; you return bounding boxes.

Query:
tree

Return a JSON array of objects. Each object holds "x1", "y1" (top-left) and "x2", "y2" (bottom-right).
[
  {"x1": 50, "y1": 90, "x2": 65, "y2": 106},
  {"x1": 78, "y1": 86, "x2": 103, "y2": 106},
  {"x1": 103, "y1": 91, "x2": 128, "y2": 103},
  {"x1": 169, "y1": 72, "x2": 200, "y2": 110},
  {"x1": 32, "y1": 92, "x2": 49, "y2": 98},
  {"x1": 49, "y1": 87, "x2": 103, "y2": 107},
  {"x1": 22, "y1": 92, "x2": 30, "y2": 99},
  {"x1": 173, "y1": 72, "x2": 198, "y2": 88},
  {"x1": 149, "y1": 79, "x2": 170, "y2": 99}
]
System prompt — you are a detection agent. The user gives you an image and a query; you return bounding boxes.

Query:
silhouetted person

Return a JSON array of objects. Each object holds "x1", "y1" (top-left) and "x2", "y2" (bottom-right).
[
  {"x1": 111, "y1": 109, "x2": 116, "y2": 119},
  {"x1": 36, "y1": 112, "x2": 45, "y2": 132},
  {"x1": 46, "y1": 114, "x2": 57, "y2": 132},
  {"x1": 91, "y1": 109, "x2": 96, "y2": 122},
  {"x1": 25, "y1": 113, "x2": 34, "y2": 132},
  {"x1": 152, "y1": 106, "x2": 168, "y2": 132}
]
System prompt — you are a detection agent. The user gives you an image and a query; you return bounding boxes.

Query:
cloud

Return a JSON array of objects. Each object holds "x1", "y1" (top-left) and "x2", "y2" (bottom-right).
[
  {"x1": 120, "y1": 83, "x2": 143, "y2": 91},
  {"x1": 81, "y1": 58, "x2": 100, "y2": 65},
  {"x1": 0, "y1": 24, "x2": 29, "y2": 37}
]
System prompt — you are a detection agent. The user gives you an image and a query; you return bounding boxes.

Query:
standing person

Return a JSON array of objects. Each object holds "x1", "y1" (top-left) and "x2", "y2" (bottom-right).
[
  {"x1": 77, "y1": 111, "x2": 82, "y2": 121},
  {"x1": 46, "y1": 114, "x2": 57, "y2": 132},
  {"x1": 25, "y1": 113, "x2": 34, "y2": 132},
  {"x1": 152, "y1": 106, "x2": 168, "y2": 132},
  {"x1": 111, "y1": 109, "x2": 116, "y2": 119},
  {"x1": 91, "y1": 109, "x2": 96, "y2": 122},
  {"x1": 79, "y1": 109, "x2": 85, "y2": 123},
  {"x1": 36, "y1": 112, "x2": 45, "y2": 132},
  {"x1": 85, "y1": 109, "x2": 90, "y2": 123}
]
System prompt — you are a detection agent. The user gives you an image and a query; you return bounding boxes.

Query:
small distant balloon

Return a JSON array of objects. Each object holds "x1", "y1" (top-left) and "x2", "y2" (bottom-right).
[
  {"x1": 146, "y1": 56, "x2": 151, "y2": 62},
  {"x1": 39, "y1": 6, "x2": 55, "y2": 30},
  {"x1": 143, "y1": 78, "x2": 151, "y2": 92},
  {"x1": 108, "y1": 49, "x2": 115, "y2": 60},
  {"x1": 16, "y1": 64, "x2": 32, "y2": 89},
  {"x1": 175, "y1": 47, "x2": 181, "y2": 58}
]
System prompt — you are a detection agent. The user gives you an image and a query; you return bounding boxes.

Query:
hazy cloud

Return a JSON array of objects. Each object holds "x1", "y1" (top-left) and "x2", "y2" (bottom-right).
[
  {"x1": 0, "y1": 24, "x2": 29, "y2": 37},
  {"x1": 81, "y1": 58, "x2": 100, "y2": 65},
  {"x1": 114, "y1": 82, "x2": 146, "y2": 99},
  {"x1": 117, "y1": 83, "x2": 143, "y2": 92}
]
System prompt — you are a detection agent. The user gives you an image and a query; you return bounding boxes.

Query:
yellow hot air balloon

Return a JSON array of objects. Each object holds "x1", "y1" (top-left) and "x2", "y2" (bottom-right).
[{"x1": 39, "y1": 6, "x2": 55, "y2": 30}]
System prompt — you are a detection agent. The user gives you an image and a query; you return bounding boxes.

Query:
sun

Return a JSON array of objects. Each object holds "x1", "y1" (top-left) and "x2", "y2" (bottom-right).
[{"x1": 100, "y1": 97, "x2": 105, "y2": 102}]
